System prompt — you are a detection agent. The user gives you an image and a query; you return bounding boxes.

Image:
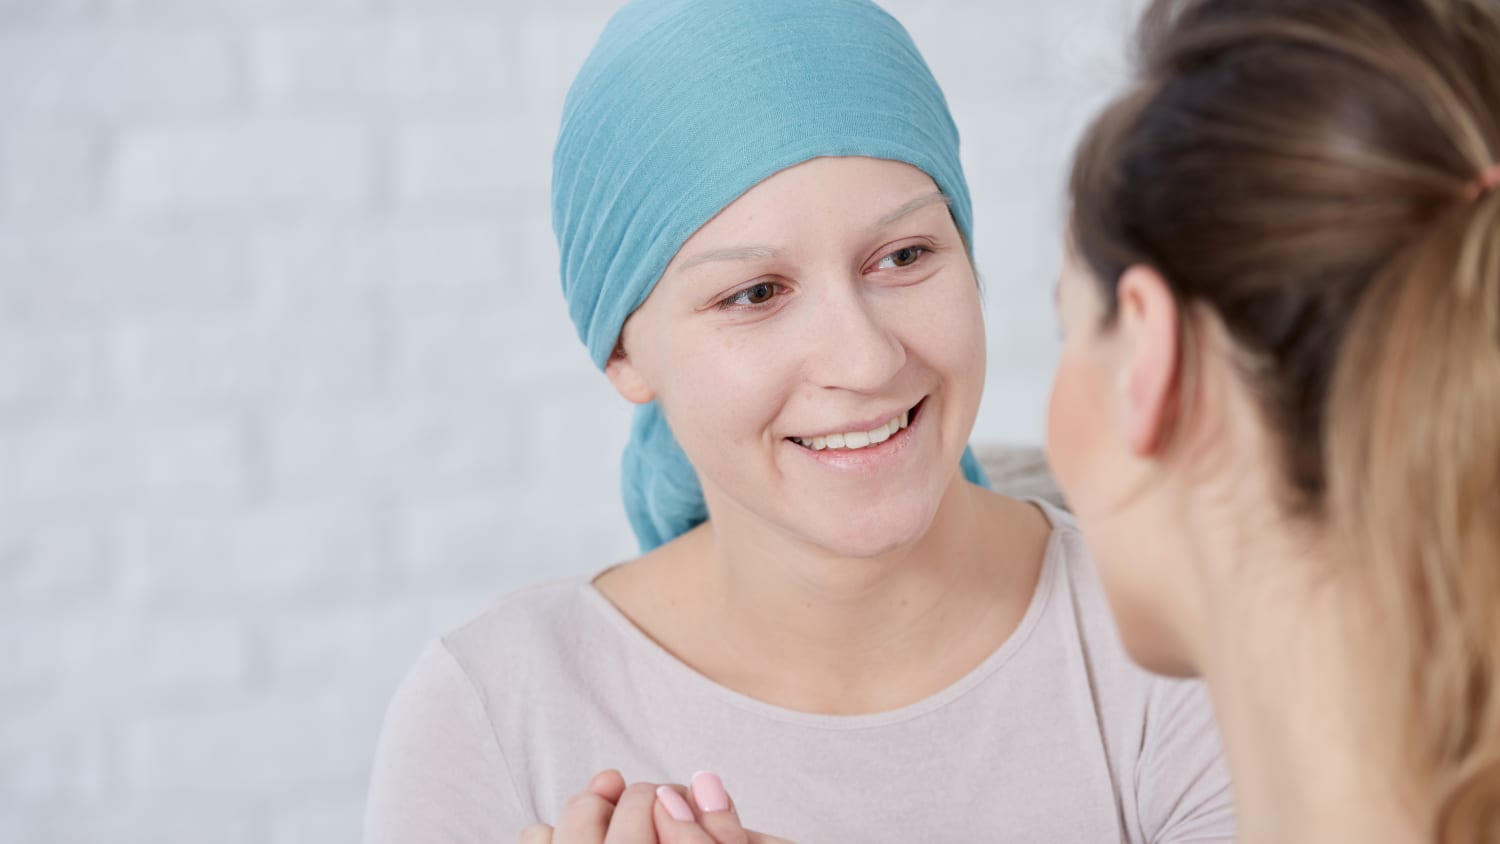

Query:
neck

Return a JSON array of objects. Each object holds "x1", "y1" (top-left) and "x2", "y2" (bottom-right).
[
  {"x1": 1178, "y1": 498, "x2": 1423, "y2": 844},
  {"x1": 682, "y1": 478, "x2": 1047, "y2": 714}
]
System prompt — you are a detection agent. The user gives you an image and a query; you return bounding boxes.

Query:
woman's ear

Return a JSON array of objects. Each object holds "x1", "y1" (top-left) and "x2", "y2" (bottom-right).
[
  {"x1": 1114, "y1": 265, "x2": 1180, "y2": 457},
  {"x1": 604, "y1": 342, "x2": 655, "y2": 405}
]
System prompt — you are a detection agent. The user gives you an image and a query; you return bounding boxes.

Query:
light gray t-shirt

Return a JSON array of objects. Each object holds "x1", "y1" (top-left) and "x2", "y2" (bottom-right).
[{"x1": 364, "y1": 504, "x2": 1235, "y2": 843}]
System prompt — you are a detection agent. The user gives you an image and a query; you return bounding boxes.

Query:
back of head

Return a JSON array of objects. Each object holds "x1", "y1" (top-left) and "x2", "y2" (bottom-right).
[{"x1": 1068, "y1": 0, "x2": 1500, "y2": 839}]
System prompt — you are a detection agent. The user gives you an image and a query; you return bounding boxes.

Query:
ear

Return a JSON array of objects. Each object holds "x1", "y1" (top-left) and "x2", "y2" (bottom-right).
[
  {"x1": 1114, "y1": 265, "x2": 1180, "y2": 457},
  {"x1": 603, "y1": 342, "x2": 655, "y2": 405}
]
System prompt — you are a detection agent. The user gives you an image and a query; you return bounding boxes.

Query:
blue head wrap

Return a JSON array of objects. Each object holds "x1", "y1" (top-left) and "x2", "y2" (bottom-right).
[{"x1": 553, "y1": 0, "x2": 991, "y2": 551}]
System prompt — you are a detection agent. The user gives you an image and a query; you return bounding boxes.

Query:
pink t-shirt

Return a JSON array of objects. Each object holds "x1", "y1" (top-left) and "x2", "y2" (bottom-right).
[{"x1": 364, "y1": 503, "x2": 1235, "y2": 843}]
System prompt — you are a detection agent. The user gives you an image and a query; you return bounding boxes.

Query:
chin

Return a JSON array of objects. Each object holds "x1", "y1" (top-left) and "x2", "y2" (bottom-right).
[
  {"x1": 818, "y1": 530, "x2": 923, "y2": 559},
  {"x1": 1123, "y1": 640, "x2": 1199, "y2": 678},
  {"x1": 1110, "y1": 602, "x2": 1200, "y2": 678},
  {"x1": 1071, "y1": 506, "x2": 1202, "y2": 678},
  {"x1": 796, "y1": 493, "x2": 938, "y2": 558}
]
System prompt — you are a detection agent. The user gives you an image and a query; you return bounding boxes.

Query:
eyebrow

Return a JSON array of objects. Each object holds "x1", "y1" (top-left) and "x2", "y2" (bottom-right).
[
  {"x1": 877, "y1": 191, "x2": 950, "y2": 226},
  {"x1": 676, "y1": 245, "x2": 781, "y2": 272},
  {"x1": 675, "y1": 191, "x2": 951, "y2": 272}
]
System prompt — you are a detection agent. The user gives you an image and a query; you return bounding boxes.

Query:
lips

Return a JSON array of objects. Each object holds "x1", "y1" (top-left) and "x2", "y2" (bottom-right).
[{"x1": 787, "y1": 398, "x2": 924, "y2": 452}]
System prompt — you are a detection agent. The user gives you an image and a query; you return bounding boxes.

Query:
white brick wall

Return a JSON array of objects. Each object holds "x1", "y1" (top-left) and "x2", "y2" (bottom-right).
[
  {"x1": 113, "y1": 122, "x2": 376, "y2": 212},
  {"x1": 0, "y1": 0, "x2": 1134, "y2": 840},
  {"x1": 0, "y1": 128, "x2": 99, "y2": 216},
  {"x1": 0, "y1": 27, "x2": 239, "y2": 116}
]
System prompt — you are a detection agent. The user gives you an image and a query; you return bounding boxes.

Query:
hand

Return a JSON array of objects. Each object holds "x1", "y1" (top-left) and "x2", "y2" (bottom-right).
[
  {"x1": 519, "y1": 769, "x2": 650, "y2": 844},
  {"x1": 652, "y1": 770, "x2": 792, "y2": 844},
  {"x1": 518, "y1": 770, "x2": 794, "y2": 844}
]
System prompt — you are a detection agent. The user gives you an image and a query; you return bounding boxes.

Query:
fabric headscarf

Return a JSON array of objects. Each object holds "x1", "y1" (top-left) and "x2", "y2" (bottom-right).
[{"x1": 553, "y1": 0, "x2": 991, "y2": 551}]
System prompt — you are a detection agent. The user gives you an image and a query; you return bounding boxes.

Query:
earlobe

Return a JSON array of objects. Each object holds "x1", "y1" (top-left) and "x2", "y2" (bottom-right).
[
  {"x1": 604, "y1": 344, "x2": 656, "y2": 405},
  {"x1": 1115, "y1": 265, "x2": 1180, "y2": 457}
]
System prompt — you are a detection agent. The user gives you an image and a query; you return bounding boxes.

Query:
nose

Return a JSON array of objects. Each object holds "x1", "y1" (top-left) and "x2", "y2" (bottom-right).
[{"x1": 803, "y1": 279, "x2": 906, "y2": 393}]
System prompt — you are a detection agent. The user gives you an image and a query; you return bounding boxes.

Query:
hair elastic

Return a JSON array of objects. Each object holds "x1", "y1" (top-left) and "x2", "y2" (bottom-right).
[{"x1": 1466, "y1": 163, "x2": 1500, "y2": 202}]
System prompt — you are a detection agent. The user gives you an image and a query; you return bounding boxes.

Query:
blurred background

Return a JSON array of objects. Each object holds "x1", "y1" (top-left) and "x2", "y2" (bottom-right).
[{"x1": 0, "y1": 0, "x2": 1136, "y2": 840}]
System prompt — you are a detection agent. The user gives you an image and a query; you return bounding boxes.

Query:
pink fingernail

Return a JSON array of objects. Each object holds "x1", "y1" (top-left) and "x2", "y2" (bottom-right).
[
  {"x1": 691, "y1": 771, "x2": 730, "y2": 813},
  {"x1": 656, "y1": 786, "x2": 695, "y2": 822}
]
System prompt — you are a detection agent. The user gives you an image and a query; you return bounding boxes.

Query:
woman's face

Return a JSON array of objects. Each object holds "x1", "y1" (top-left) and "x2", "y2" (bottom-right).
[
  {"x1": 1047, "y1": 249, "x2": 1194, "y2": 675},
  {"x1": 608, "y1": 157, "x2": 986, "y2": 557},
  {"x1": 1045, "y1": 251, "x2": 1115, "y2": 531}
]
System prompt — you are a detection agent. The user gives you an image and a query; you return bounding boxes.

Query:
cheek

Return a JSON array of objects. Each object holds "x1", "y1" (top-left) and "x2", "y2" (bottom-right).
[
  {"x1": 677, "y1": 353, "x2": 775, "y2": 433},
  {"x1": 1045, "y1": 344, "x2": 1108, "y2": 502},
  {"x1": 953, "y1": 290, "x2": 988, "y2": 378},
  {"x1": 650, "y1": 329, "x2": 795, "y2": 465},
  {"x1": 1047, "y1": 343, "x2": 1197, "y2": 677},
  {"x1": 899, "y1": 271, "x2": 987, "y2": 385}
]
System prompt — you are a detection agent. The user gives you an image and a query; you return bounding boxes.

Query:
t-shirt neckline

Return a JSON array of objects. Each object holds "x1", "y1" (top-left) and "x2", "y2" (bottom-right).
[{"x1": 579, "y1": 499, "x2": 1069, "y2": 731}]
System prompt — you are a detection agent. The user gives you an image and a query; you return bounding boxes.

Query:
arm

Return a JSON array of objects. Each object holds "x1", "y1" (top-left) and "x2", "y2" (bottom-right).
[{"x1": 364, "y1": 640, "x2": 531, "y2": 844}]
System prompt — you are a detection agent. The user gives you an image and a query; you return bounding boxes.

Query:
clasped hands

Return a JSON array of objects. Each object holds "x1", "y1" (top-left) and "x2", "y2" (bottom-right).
[{"x1": 519, "y1": 770, "x2": 792, "y2": 844}]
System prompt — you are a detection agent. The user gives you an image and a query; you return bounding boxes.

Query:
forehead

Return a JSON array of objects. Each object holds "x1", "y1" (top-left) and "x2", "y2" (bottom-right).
[
  {"x1": 678, "y1": 157, "x2": 945, "y2": 252},
  {"x1": 1056, "y1": 246, "x2": 1107, "y2": 321}
]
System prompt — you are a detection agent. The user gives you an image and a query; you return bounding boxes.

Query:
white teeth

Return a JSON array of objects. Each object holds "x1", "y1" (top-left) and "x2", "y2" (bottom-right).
[{"x1": 793, "y1": 410, "x2": 911, "y2": 452}]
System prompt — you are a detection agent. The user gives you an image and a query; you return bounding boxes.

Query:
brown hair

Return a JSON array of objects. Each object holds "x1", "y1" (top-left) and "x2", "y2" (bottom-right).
[{"x1": 1068, "y1": 0, "x2": 1500, "y2": 840}]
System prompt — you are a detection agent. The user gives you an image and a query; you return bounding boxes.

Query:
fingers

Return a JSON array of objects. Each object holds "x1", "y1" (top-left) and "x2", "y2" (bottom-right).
[
  {"x1": 553, "y1": 787, "x2": 619, "y2": 843},
  {"x1": 653, "y1": 786, "x2": 719, "y2": 844},
  {"x1": 601, "y1": 782, "x2": 661, "y2": 844},
  {"x1": 548, "y1": 769, "x2": 790, "y2": 844},
  {"x1": 547, "y1": 769, "x2": 628, "y2": 844},
  {"x1": 651, "y1": 772, "x2": 756, "y2": 844},
  {"x1": 687, "y1": 772, "x2": 749, "y2": 844},
  {"x1": 588, "y1": 769, "x2": 628, "y2": 803}
]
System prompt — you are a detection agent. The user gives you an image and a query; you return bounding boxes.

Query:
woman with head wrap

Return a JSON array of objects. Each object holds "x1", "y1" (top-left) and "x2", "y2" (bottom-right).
[
  {"x1": 541, "y1": 0, "x2": 1500, "y2": 842},
  {"x1": 363, "y1": 2, "x2": 1235, "y2": 842}
]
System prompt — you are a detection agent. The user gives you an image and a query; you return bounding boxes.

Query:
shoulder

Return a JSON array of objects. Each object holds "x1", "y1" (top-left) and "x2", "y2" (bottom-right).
[
  {"x1": 438, "y1": 573, "x2": 622, "y2": 692},
  {"x1": 378, "y1": 573, "x2": 606, "y2": 751},
  {"x1": 380, "y1": 572, "x2": 625, "y2": 746},
  {"x1": 1015, "y1": 499, "x2": 1118, "y2": 643},
  {"x1": 1031, "y1": 499, "x2": 1197, "y2": 713},
  {"x1": 366, "y1": 575, "x2": 622, "y2": 841},
  {"x1": 366, "y1": 637, "x2": 529, "y2": 841},
  {"x1": 1028, "y1": 503, "x2": 1235, "y2": 841},
  {"x1": 1038, "y1": 503, "x2": 1115, "y2": 624},
  {"x1": 445, "y1": 573, "x2": 600, "y2": 646}
]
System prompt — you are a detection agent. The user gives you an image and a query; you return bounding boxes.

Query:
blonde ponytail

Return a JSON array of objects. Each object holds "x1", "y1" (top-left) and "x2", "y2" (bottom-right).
[
  {"x1": 1326, "y1": 186, "x2": 1500, "y2": 843},
  {"x1": 1069, "y1": 0, "x2": 1500, "y2": 836}
]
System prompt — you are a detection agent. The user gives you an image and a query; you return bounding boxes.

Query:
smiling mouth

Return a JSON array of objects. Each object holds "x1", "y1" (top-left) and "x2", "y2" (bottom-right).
[{"x1": 788, "y1": 398, "x2": 925, "y2": 452}]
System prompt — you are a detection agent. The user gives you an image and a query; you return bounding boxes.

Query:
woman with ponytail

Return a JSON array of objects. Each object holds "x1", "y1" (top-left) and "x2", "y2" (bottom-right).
[{"x1": 1049, "y1": 0, "x2": 1500, "y2": 840}]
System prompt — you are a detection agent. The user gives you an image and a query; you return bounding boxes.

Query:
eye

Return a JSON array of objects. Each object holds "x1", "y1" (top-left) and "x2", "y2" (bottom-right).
[
  {"x1": 874, "y1": 245, "x2": 929, "y2": 270},
  {"x1": 720, "y1": 281, "x2": 783, "y2": 308}
]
